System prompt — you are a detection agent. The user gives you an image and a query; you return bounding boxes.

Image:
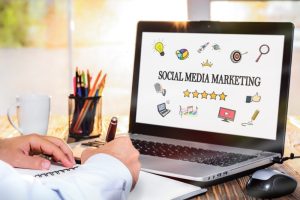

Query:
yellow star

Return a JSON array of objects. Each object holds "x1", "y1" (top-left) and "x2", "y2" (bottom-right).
[
  {"x1": 219, "y1": 92, "x2": 227, "y2": 101},
  {"x1": 183, "y1": 89, "x2": 191, "y2": 97},
  {"x1": 192, "y1": 90, "x2": 199, "y2": 98},
  {"x1": 210, "y1": 91, "x2": 217, "y2": 100},
  {"x1": 201, "y1": 91, "x2": 208, "y2": 99}
]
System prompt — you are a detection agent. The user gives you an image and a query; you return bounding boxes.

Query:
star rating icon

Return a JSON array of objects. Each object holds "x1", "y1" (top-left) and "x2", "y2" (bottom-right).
[
  {"x1": 201, "y1": 91, "x2": 208, "y2": 99},
  {"x1": 192, "y1": 90, "x2": 199, "y2": 98},
  {"x1": 182, "y1": 90, "x2": 227, "y2": 101},
  {"x1": 183, "y1": 89, "x2": 191, "y2": 97},
  {"x1": 210, "y1": 91, "x2": 217, "y2": 100},
  {"x1": 219, "y1": 92, "x2": 227, "y2": 101}
]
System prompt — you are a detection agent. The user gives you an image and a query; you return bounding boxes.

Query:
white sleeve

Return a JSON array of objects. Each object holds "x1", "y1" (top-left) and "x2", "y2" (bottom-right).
[
  {"x1": 0, "y1": 160, "x2": 60, "y2": 200},
  {"x1": 0, "y1": 154, "x2": 133, "y2": 200}
]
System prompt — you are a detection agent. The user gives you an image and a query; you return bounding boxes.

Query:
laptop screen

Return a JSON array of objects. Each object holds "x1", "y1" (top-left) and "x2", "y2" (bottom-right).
[
  {"x1": 157, "y1": 103, "x2": 166, "y2": 112},
  {"x1": 130, "y1": 22, "x2": 293, "y2": 153},
  {"x1": 135, "y1": 31, "x2": 285, "y2": 140}
]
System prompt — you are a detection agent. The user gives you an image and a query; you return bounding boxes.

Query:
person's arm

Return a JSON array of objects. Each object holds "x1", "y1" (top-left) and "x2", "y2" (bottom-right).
[
  {"x1": 0, "y1": 160, "x2": 61, "y2": 200},
  {"x1": 0, "y1": 136, "x2": 140, "y2": 200},
  {"x1": 0, "y1": 154, "x2": 133, "y2": 200},
  {"x1": 43, "y1": 137, "x2": 140, "y2": 199}
]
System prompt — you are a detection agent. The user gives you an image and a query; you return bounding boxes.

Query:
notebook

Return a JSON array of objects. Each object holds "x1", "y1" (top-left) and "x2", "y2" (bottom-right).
[{"x1": 15, "y1": 165, "x2": 207, "y2": 200}]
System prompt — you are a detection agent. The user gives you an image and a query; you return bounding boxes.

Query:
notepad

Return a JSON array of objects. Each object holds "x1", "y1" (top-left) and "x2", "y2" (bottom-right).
[
  {"x1": 129, "y1": 171, "x2": 207, "y2": 200},
  {"x1": 15, "y1": 165, "x2": 206, "y2": 199}
]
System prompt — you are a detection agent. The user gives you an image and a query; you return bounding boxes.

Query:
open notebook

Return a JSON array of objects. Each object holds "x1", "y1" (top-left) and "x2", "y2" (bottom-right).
[{"x1": 15, "y1": 164, "x2": 206, "y2": 200}]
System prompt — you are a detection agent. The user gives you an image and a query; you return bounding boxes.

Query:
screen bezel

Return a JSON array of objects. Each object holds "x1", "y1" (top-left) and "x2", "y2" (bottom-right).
[{"x1": 129, "y1": 21, "x2": 294, "y2": 155}]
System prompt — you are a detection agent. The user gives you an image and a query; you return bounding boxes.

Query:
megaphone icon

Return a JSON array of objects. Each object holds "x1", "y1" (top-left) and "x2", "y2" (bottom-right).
[{"x1": 154, "y1": 83, "x2": 166, "y2": 96}]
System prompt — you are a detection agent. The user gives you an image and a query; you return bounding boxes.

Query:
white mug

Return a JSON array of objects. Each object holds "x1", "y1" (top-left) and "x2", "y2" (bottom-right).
[{"x1": 7, "y1": 94, "x2": 51, "y2": 135}]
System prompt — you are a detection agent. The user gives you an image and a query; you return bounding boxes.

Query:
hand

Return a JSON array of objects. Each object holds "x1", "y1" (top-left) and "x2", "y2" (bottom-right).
[
  {"x1": 81, "y1": 137, "x2": 141, "y2": 190},
  {"x1": 252, "y1": 92, "x2": 261, "y2": 102},
  {"x1": 0, "y1": 134, "x2": 75, "y2": 170}
]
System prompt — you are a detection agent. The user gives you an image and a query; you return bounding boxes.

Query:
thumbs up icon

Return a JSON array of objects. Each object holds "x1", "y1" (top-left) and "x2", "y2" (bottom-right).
[
  {"x1": 246, "y1": 93, "x2": 261, "y2": 103},
  {"x1": 252, "y1": 93, "x2": 261, "y2": 102}
]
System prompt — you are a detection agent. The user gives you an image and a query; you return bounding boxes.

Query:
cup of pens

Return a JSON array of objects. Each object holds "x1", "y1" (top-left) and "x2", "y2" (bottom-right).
[
  {"x1": 68, "y1": 95, "x2": 102, "y2": 140},
  {"x1": 68, "y1": 67, "x2": 107, "y2": 141}
]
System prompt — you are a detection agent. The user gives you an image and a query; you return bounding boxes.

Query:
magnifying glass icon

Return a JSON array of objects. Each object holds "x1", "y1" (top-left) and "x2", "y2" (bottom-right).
[{"x1": 256, "y1": 44, "x2": 270, "y2": 62}]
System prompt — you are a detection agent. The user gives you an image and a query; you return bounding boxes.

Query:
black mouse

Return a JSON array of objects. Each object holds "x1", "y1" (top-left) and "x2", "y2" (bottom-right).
[{"x1": 246, "y1": 169, "x2": 297, "y2": 199}]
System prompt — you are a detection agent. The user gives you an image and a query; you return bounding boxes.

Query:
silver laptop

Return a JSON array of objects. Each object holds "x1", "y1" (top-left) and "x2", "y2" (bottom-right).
[{"x1": 128, "y1": 21, "x2": 294, "y2": 186}]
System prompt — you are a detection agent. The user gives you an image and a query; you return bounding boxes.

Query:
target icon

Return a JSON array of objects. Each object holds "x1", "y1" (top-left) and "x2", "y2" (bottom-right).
[{"x1": 230, "y1": 50, "x2": 248, "y2": 63}]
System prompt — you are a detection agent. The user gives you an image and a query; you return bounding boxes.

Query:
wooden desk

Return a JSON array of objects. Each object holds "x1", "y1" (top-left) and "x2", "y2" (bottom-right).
[{"x1": 1, "y1": 115, "x2": 300, "y2": 199}]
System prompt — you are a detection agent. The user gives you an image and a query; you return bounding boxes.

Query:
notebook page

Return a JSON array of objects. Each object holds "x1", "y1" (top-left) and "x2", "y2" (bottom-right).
[
  {"x1": 15, "y1": 165, "x2": 207, "y2": 199},
  {"x1": 129, "y1": 171, "x2": 207, "y2": 200}
]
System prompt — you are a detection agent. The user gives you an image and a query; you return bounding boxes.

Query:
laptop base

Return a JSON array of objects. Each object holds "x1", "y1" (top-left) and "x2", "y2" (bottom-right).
[{"x1": 154, "y1": 163, "x2": 274, "y2": 187}]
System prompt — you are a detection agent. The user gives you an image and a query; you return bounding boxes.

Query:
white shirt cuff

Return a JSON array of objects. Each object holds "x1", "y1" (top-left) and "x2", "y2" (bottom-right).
[{"x1": 84, "y1": 153, "x2": 133, "y2": 196}]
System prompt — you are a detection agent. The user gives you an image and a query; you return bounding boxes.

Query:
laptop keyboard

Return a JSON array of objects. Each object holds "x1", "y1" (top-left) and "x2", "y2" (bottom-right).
[{"x1": 131, "y1": 139, "x2": 257, "y2": 167}]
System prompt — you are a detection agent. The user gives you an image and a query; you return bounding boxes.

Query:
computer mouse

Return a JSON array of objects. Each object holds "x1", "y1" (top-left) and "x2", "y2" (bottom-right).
[{"x1": 246, "y1": 169, "x2": 297, "y2": 199}]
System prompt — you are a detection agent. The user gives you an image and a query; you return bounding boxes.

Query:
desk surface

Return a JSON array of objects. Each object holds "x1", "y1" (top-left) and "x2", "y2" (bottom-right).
[{"x1": 1, "y1": 115, "x2": 300, "y2": 199}]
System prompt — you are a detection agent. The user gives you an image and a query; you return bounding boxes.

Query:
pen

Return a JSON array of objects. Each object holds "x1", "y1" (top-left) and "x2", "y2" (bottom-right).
[
  {"x1": 106, "y1": 117, "x2": 118, "y2": 142},
  {"x1": 77, "y1": 70, "x2": 82, "y2": 97},
  {"x1": 81, "y1": 71, "x2": 86, "y2": 97},
  {"x1": 87, "y1": 69, "x2": 91, "y2": 95},
  {"x1": 73, "y1": 76, "x2": 76, "y2": 96}
]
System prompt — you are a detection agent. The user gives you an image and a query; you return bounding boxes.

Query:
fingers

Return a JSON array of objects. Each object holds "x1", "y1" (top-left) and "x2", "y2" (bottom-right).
[
  {"x1": 13, "y1": 154, "x2": 51, "y2": 170},
  {"x1": 44, "y1": 136, "x2": 75, "y2": 165},
  {"x1": 27, "y1": 135, "x2": 74, "y2": 168}
]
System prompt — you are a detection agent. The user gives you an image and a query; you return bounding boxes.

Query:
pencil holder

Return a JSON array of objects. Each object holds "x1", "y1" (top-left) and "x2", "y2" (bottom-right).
[{"x1": 68, "y1": 95, "x2": 102, "y2": 141}]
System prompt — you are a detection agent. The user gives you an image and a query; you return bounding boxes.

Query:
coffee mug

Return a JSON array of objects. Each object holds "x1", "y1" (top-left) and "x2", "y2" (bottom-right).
[{"x1": 7, "y1": 94, "x2": 51, "y2": 135}]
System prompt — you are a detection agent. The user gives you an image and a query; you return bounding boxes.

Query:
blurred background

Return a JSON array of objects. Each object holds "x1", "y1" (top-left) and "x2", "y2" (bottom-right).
[{"x1": 0, "y1": 0, "x2": 299, "y2": 117}]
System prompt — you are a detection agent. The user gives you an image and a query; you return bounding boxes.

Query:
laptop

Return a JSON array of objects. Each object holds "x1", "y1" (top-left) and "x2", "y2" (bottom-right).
[
  {"x1": 157, "y1": 103, "x2": 171, "y2": 117},
  {"x1": 128, "y1": 21, "x2": 294, "y2": 186}
]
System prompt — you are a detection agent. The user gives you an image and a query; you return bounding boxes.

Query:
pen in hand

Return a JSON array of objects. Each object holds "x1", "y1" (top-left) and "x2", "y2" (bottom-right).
[{"x1": 106, "y1": 117, "x2": 118, "y2": 142}]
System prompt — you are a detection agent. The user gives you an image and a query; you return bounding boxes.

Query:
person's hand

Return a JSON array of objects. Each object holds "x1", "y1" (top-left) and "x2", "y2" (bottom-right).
[
  {"x1": 81, "y1": 137, "x2": 141, "y2": 189},
  {"x1": 252, "y1": 92, "x2": 261, "y2": 102},
  {"x1": 0, "y1": 134, "x2": 75, "y2": 170}
]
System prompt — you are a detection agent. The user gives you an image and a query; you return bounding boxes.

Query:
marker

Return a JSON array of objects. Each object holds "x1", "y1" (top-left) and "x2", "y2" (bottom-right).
[{"x1": 106, "y1": 117, "x2": 118, "y2": 142}]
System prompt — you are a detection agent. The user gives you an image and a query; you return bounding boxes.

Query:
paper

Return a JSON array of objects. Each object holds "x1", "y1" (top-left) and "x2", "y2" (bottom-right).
[
  {"x1": 15, "y1": 165, "x2": 206, "y2": 199},
  {"x1": 129, "y1": 171, "x2": 207, "y2": 200}
]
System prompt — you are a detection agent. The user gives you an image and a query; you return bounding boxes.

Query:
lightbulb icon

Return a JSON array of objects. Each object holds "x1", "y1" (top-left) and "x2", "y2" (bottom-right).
[{"x1": 154, "y1": 42, "x2": 165, "y2": 56}]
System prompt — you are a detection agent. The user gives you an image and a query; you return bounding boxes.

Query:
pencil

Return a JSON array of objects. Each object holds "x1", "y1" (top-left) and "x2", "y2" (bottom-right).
[
  {"x1": 96, "y1": 74, "x2": 106, "y2": 96},
  {"x1": 251, "y1": 110, "x2": 260, "y2": 121}
]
